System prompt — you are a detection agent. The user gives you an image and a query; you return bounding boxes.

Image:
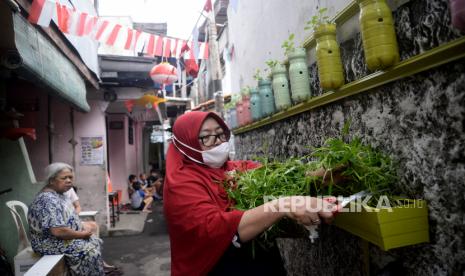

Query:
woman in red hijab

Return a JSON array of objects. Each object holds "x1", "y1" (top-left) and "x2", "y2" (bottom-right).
[{"x1": 164, "y1": 111, "x2": 335, "y2": 276}]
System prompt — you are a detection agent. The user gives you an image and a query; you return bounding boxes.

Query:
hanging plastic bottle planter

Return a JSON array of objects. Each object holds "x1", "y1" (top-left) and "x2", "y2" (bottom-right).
[
  {"x1": 236, "y1": 99, "x2": 244, "y2": 127},
  {"x1": 241, "y1": 94, "x2": 252, "y2": 125},
  {"x1": 315, "y1": 23, "x2": 345, "y2": 90},
  {"x1": 230, "y1": 107, "x2": 238, "y2": 129},
  {"x1": 450, "y1": 0, "x2": 465, "y2": 32},
  {"x1": 357, "y1": 0, "x2": 400, "y2": 71},
  {"x1": 288, "y1": 48, "x2": 312, "y2": 103},
  {"x1": 272, "y1": 63, "x2": 292, "y2": 110},
  {"x1": 249, "y1": 87, "x2": 263, "y2": 121},
  {"x1": 258, "y1": 79, "x2": 276, "y2": 117}
]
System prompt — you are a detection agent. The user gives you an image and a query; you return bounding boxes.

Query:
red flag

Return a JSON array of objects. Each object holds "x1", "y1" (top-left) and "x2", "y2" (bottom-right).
[
  {"x1": 180, "y1": 41, "x2": 190, "y2": 55},
  {"x1": 155, "y1": 35, "x2": 164, "y2": 56},
  {"x1": 163, "y1": 38, "x2": 172, "y2": 57},
  {"x1": 204, "y1": 0, "x2": 212, "y2": 12},
  {"x1": 56, "y1": 3, "x2": 71, "y2": 33},
  {"x1": 106, "y1": 24, "x2": 122, "y2": 46},
  {"x1": 146, "y1": 34, "x2": 155, "y2": 56},
  {"x1": 28, "y1": 0, "x2": 45, "y2": 24},
  {"x1": 76, "y1": 12, "x2": 88, "y2": 36},
  {"x1": 185, "y1": 59, "x2": 199, "y2": 78}
]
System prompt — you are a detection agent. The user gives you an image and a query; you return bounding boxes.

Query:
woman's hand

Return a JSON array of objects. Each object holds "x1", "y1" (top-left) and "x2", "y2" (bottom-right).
[
  {"x1": 50, "y1": 227, "x2": 93, "y2": 240},
  {"x1": 79, "y1": 229, "x2": 93, "y2": 239},
  {"x1": 279, "y1": 196, "x2": 337, "y2": 225}
]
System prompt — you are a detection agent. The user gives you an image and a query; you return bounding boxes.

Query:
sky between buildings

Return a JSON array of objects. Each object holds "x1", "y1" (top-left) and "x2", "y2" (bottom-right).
[{"x1": 98, "y1": 0, "x2": 207, "y2": 39}]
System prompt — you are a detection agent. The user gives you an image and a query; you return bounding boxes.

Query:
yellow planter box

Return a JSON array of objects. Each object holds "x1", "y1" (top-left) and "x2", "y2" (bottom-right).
[{"x1": 333, "y1": 199, "x2": 429, "y2": 250}]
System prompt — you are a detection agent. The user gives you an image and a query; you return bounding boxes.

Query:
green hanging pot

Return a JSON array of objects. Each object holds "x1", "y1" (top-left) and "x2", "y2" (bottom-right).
[
  {"x1": 272, "y1": 63, "x2": 292, "y2": 110},
  {"x1": 249, "y1": 87, "x2": 263, "y2": 121},
  {"x1": 258, "y1": 79, "x2": 275, "y2": 117},
  {"x1": 357, "y1": 0, "x2": 400, "y2": 71},
  {"x1": 314, "y1": 23, "x2": 345, "y2": 90},
  {"x1": 288, "y1": 47, "x2": 311, "y2": 103}
]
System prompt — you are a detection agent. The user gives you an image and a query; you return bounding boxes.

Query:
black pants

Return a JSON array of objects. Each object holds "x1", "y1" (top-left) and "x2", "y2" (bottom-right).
[{"x1": 209, "y1": 242, "x2": 286, "y2": 276}]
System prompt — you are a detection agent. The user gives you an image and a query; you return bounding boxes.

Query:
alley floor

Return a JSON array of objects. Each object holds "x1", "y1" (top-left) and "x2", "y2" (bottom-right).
[{"x1": 102, "y1": 201, "x2": 171, "y2": 276}]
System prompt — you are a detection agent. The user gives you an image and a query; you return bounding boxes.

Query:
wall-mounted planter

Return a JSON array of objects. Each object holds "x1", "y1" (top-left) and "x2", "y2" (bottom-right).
[
  {"x1": 250, "y1": 87, "x2": 263, "y2": 121},
  {"x1": 333, "y1": 199, "x2": 429, "y2": 251},
  {"x1": 229, "y1": 107, "x2": 238, "y2": 129},
  {"x1": 241, "y1": 95, "x2": 252, "y2": 125},
  {"x1": 258, "y1": 79, "x2": 276, "y2": 117},
  {"x1": 358, "y1": 0, "x2": 400, "y2": 71},
  {"x1": 272, "y1": 63, "x2": 292, "y2": 110},
  {"x1": 236, "y1": 100, "x2": 244, "y2": 127},
  {"x1": 288, "y1": 48, "x2": 312, "y2": 103},
  {"x1": 315, "y1": 23, "x2": 345, "y2": 90},
  {"x1": 450, "y1": 0, "x2": 465, "y2": 32}
]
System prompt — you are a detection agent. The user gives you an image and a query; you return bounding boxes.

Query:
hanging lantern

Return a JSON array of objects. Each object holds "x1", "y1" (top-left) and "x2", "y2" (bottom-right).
[{"x1": 150, "y1": 62, "x2": 178, "y2": 85}]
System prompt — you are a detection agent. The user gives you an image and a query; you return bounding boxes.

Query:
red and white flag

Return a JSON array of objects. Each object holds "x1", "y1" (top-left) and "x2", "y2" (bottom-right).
[
  {"x1": 27, "y1": 0, "x2": 209, "y2": 60},
  {"x1": 198, "y1": 42, "x2": 209, "y2": 59},
  {"x1": 28, "y1": 0, "x2": 55, "y2": 26},
  {"x1": 203, "y1": 0, "x2": 213, "y2": 13}
]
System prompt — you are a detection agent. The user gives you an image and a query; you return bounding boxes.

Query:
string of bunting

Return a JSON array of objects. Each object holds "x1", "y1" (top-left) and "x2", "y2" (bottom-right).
[{"x1": 27, "y1": 0, "x2": 209, "y2": 60}]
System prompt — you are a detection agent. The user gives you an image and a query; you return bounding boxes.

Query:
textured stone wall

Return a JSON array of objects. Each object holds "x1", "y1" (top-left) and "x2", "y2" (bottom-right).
[{"x1": 234, "y1": 0, "x2": 465, "y2": 275}]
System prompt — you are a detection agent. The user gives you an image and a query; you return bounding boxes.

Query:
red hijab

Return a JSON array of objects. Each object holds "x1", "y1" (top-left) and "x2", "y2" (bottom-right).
[{"x1": 164, "y1": 111, "x2": 246, "y2": 276}]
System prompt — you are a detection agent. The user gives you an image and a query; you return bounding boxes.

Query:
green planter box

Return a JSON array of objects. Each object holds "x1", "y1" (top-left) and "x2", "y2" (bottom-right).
[{"x1": 333, "y1": 199, "x2": 429, "y2": 251}]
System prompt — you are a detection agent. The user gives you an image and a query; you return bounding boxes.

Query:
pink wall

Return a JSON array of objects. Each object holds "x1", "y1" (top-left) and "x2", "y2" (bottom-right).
[
  {"x1": 107, "y1": 114, "x2": 144, "y2": 203},
  {"x1": 107, "y1": 114, "x2": 128, "y2": 202},
  {"x1": 73, "y1": 99, "x2": 108, "y2": 229}
]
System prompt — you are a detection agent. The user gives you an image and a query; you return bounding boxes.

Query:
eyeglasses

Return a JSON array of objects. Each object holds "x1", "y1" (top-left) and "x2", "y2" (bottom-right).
[{"x1": 198, "y1": 133, "x2": 228, "y2": 147}]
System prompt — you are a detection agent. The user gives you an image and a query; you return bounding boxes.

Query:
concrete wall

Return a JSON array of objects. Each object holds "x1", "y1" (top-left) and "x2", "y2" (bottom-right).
[
  {"x1": 227, "y1": 0, "x2": 349, "y2": 92},
  {"x1": 231, "y1": 0, "x2": 465, "y2": 274}
]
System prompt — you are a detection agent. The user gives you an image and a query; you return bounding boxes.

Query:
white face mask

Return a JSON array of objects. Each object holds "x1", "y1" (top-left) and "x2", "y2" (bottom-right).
[{"x1": 172, "y1": 136, "x2": 230, "y2": 168}]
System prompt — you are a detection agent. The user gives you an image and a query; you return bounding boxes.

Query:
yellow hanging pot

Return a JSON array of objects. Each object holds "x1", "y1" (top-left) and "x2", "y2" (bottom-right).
[
  {"x1": 357, "y1": 0, "x2": 400, "y2": 71},
  {"x1": 314, "y1": 23, "x2": 345, "y2": 90}
]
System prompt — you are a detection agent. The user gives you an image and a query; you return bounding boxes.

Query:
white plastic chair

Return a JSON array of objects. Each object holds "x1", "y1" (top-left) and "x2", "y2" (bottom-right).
[
  {"x1": 6, "y1": 200, "x2": 40, "y2": 276},
  {"x1": 5, "y1": 200, "x2": 30, "y2": 253}
]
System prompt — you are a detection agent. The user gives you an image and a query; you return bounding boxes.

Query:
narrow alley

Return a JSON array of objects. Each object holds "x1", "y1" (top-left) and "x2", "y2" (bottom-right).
[{"x1": 102, "y1": 201, "x2": 171, "y2": 276}]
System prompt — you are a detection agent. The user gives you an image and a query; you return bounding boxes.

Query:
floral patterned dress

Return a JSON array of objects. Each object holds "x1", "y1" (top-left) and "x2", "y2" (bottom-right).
[{"x1": 28, "y1": 191, "x2": 104, "y2": 275}]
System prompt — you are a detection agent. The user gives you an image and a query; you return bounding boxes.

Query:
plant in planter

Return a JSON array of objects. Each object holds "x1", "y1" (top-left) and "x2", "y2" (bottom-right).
[
  {"x1": 249, "y1": 87, "x2": 262, "y2": 121},
  {"x1": 229, "y1": 95, "x2": 239, "y2": 129},
  {"x1": 450, "y1": 0, "x2": 465, "y2": 32},
  {"x1": 240, "y1": 87, "x2": 252, "y2": 125},
  {"x1": 305, "y1": 8, "x2": 345, "y2": 90},
  {"x1": 254, "y1": 67, "x2": 275, "y2": 117},
  {"x1": 268, "y1": 60, "x2": 292, "y2": 111},
  {"x1": 227, "y1": 123, "x2": 429, "y2": 250},
  {"x1": 357, "y1": 0, "x2": 400, "y2": 71},
  {"x1": 253, "y1": 68, "x2": 263, "y2": 81},
  {"x1": 282, "y1": 34, "x2": 312, "y2": 103}
]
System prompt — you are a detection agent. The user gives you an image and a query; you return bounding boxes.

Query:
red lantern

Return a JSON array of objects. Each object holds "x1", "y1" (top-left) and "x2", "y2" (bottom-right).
[{"x1": 150, "y1": 62, "x2": 178, "y2": 85}]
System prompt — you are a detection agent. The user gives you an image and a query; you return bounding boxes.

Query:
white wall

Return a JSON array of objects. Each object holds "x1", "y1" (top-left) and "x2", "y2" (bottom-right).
[{"x1": 226, "y1": 0, "x2": 351, "y2": 93}]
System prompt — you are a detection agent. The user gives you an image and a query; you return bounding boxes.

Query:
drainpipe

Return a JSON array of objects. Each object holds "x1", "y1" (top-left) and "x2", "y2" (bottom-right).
[
  {"x1": 47, "y1": 95, "x2": 54, "y2": 163},
  {"x1": 70, "y1": 108, "x2": 76, "y2": 170}
]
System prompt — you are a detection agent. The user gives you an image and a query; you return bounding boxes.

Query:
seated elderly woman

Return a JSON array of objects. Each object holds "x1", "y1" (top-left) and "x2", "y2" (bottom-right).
[{"x1": 27, "y1": 162, "x2": 104, "y2": 275}]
